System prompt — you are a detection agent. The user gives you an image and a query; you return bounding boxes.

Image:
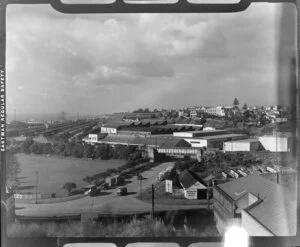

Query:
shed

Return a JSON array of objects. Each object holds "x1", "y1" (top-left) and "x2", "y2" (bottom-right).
[{"x1": 179, "y1": 170, "x2": 208, "y2": 200}]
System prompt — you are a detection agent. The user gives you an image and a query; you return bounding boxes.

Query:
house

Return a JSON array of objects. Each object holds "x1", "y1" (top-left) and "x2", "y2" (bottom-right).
[
  {"x1": 213, "y1": 175, "x2": 296, "y2": 236},
  {"x1": 178, "y1": 170, "x2": 208, "y2": 200},
  {"x1": 105, "y1": 175, "x2": 124, "y2": 187}
]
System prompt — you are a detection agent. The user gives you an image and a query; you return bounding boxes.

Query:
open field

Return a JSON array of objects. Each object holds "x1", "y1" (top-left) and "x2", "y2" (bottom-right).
[{"x1": 8, "y1": 154, "x2": 126, "y2": 197}]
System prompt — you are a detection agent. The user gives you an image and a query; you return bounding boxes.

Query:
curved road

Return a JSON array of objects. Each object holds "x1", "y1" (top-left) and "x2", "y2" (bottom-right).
[{"x1": 15, "y1": 162, "x2": 207, "y2": 218}]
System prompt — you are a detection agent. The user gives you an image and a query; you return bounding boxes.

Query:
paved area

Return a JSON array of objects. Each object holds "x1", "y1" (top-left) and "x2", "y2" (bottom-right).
[{"x1": 15, "y1": 162, "x2": 207, "y2": 218}]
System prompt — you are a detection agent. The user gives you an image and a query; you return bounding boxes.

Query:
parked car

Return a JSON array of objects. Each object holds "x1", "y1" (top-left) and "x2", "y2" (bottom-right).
[
  {"x1": 117, "y1": 187, "x2": 128, "y2": 196},
  {"x1": 100, "y1": 183, "x2": 109, "y2": 190}
]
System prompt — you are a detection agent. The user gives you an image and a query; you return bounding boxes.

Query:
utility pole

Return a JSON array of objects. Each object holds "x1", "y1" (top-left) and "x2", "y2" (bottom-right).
[
  {"x1": 140, "y1": 177, "x2": 142, "y2": 199},
  {"x1": 14, "y1": 109, "x2": 16, "y2": 121},
  {"x1": 207, "y1": 181, "x2": 210, "y2": 209},
  {"x1": 35, "y1": 172, "x2": 38, "y2": 204},
  {"x1": 151, "y1": 184, "x2": 154, "y2": 220}
]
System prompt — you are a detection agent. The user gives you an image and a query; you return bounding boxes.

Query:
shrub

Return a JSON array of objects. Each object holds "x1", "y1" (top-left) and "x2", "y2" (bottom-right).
[{"x1": 7, "y1": 223, "x2": 48, "y2": 237}]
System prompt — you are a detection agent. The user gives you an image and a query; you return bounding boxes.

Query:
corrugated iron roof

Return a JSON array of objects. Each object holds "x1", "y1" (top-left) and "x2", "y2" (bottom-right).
[
  {"x1": 97, "y1": 134, "x2": 191, "y2": 148},
  {"x1": 179, "y1": 170, "x2": 207, "y2": 189},
  {"x1": 102, "y1": 121, "x2": 133, "y2": 128},
  {"x1": 224, "y1": 138, "x2": 259, "y2": 143},
  {"x1": 217, "y1": 175, "x2": 296, "y2": 236}
]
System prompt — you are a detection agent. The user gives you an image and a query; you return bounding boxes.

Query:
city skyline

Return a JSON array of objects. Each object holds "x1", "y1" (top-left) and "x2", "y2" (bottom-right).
[{"x1": 6, "y1": 3, "x2": 293, "y2": 115}]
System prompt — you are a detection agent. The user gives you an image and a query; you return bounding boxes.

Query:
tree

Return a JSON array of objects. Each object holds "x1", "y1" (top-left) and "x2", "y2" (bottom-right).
[
  {"x1": 43, "y1": 143, "x2": 53, "y2": 154},
  {"x1": 242, "y1": 103, "x2": 248, "y2": 110},
  {"x1": 233, "y1": 98, "x2": 240, "y2": 107},
  {"x1": 53, "y1": 141, "x2": 65, "y2": 155},
  {"x1": 62, "y1": 182, "x2": 76, "y2": 195},
  {"x1": 64, "y1": 141, "x2": 75, "y2": 157},
  {"x1": 83, "y1": 144, "x2": 94, "y2": 158},
  {"x1": 21, "y1": 137, "x2": 34, "y2": 154},
  {"x1": 72, "y1": 143, "x2": 84, "y2": 158},
  {"x1": 30, "y1": 142, "x2": 43, "y2": 154}
]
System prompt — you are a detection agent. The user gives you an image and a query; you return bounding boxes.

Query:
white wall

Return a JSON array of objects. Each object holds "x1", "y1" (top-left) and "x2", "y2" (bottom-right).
[
  {"x1": 184, "y1": 138, "x2": 207, "y2": 148},
  {"x1": 101, "y1": 127, "x2": 117, "y2": 134},
  {"x1": 259, "y1": 136, "x2": 289, "y2": 152},
  {"x1": 224, "y1": 142, "x2": 250, "y2": 152},
  {"x1": 165, "y1": 180, "x2": 173, "y2": 193},
  {"x1": 173, "y1": 132, "x2": 194, "y2": 138},
  {"x1": 88, "y1": 134, "x2": 98, "y2": 142},
  {"x1": 224, "y1": 141, "x2": 260, "y2": 152},
  {"x1": 184, "y1": 188, "x2": 198, "y2": 199}
]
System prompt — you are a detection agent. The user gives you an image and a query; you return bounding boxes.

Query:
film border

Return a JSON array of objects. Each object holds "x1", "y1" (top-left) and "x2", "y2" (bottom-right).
[{"x1": 0, "y1": 1, "x2": 299, "y2": 247}]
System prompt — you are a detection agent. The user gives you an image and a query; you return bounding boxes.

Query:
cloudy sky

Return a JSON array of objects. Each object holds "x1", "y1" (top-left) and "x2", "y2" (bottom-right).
[{"x1": 6, "y1": 3, "x2": 295, "y2": 118}]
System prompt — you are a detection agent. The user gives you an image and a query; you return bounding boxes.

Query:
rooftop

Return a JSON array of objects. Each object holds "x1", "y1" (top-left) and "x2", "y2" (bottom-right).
[
  {"x1": 217, "y1": 175, "x2": 296, "y2": 236},
  {"x1": 179, "y1": 170, "x2": 207, "y2": 189},
  {"x1": 224, "y1": 138, "x2": 260, "y2": 143},
  {"x1": 261, "y1": 132, "x2": 295, "y2": 138},
  {"x1": 199, "y1": 133, "x2": 248, "y2": 140},
  {"x1": 102, "y1": 121, "x2": 133, "y2": 128},
  {"x1": 97, "y1": 134, "x2": 192, "y2": 148}
]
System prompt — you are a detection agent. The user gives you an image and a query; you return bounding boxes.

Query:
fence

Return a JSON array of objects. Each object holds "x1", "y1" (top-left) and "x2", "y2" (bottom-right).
[
  {"x1": 14, "y1": 194, "x2": 41, "y2": 200},
  {"x1": 172, "y1": 189, "x2": 184, "y2": 198}
]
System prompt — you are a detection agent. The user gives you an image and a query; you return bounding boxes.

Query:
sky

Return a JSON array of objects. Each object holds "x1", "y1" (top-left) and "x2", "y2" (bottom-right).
[{"x1": 5, "y1": 2, "x2": 296, "y2": 118}]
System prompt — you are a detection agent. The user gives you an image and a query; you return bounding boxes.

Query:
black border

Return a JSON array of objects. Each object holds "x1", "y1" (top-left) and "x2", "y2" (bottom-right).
[{"x1": 1, "y1": 1, "x2": 299, "y2": 247}]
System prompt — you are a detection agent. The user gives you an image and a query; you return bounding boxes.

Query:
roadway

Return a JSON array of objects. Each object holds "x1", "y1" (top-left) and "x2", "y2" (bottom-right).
[{"x1": 15, "y1": 162, "x2": 206, "y2": 219}]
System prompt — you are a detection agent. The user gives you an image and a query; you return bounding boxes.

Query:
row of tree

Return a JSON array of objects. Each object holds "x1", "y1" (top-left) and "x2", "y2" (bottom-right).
[
  {"x1": 171, "y1": 151, "x2": 265, "y2": 179},
  {"x1": 15, "y1": 137, "x2": 141, "y2": 161}
]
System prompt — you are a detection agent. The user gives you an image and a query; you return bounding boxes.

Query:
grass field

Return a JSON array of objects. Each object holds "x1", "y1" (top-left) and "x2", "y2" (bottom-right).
[{"x1": 9, "y1": 154, "x2": 126, "y2": 197}]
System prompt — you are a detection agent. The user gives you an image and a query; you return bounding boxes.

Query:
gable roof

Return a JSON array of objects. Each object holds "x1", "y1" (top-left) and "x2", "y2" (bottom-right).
[
  {"x1": 179, "y1": 170, "x2": 207, "y2": 189},
  {"x1": 217, "y1": 175, "x2": 296, "y2": 236}
]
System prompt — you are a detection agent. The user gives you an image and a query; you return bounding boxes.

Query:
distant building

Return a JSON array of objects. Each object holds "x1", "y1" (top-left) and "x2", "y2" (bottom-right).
[
  {"x1": 204, "y1": 106, "x2": 225, "y2": 117},
  {"x1": 213, "y1": 175, "x2": 296, "y2": 236},
  {"x1": 173, "y1": 130, "x2": 248, "y2": 149},
  {"x1": 203, "y1": 127, "x2": 216, "y2": 131},
  {"x1": 185, "y1": 134, "x2": 249, "y2": 149},
  {"x1": 124, "y1": 113, "x2": 158, "y2": 121},
  {"x1": 100, "y1": 122, "x2": 132, "y2": 134},
  {"x1": 223, "y1": 139, "x2": 261, "y2": 152},
  {"x1": 87, "y1": 134, "x2": 99, "y2": 143},
  {"x1": 27, "y1": 119, "x2": 46, "y2": 128}
]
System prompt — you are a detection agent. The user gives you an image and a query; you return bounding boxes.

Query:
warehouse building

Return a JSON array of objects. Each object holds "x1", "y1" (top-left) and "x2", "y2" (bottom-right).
[
  {"x1": 223, "y1": 139, "x2": 261, "y2": 152},
  {"x1": 258, "y1": 132, "x2": 294, "y2": 152},
  {"x1": 213, "y1": 175, "x2": 296, "y2": 236},
  {"x1": 100, "y1": 122, "x2": 133, "y2": 134},
  {"x1": 184, "y1": 134, "x2": 249, "y2": 149}
]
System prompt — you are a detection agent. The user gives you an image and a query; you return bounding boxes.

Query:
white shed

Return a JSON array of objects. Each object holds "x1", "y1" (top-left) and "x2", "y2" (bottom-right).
[{"x1": 223, "y1": 139, "x2": 260, "y2": 152}]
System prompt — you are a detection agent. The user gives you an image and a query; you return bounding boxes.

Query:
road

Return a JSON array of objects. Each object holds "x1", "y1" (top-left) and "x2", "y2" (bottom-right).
[{"x1": 15, "y1": 162, "x2": 207, "y2": 218}]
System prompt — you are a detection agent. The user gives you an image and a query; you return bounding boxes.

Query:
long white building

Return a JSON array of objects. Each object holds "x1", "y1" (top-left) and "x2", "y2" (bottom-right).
[{"x1": 258, "y1": 133, "x2": 293, "y2": 152}]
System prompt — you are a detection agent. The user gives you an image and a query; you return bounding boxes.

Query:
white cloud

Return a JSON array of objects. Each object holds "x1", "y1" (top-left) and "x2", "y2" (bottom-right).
[{"x1": 5, "y1": 2, "x2": 291, "y2": 115}]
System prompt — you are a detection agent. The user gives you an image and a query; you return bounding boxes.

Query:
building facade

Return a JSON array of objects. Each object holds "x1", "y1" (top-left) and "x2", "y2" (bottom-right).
[{"x1": 213, "y1": 175, "x2": 296, "y2": 236}]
